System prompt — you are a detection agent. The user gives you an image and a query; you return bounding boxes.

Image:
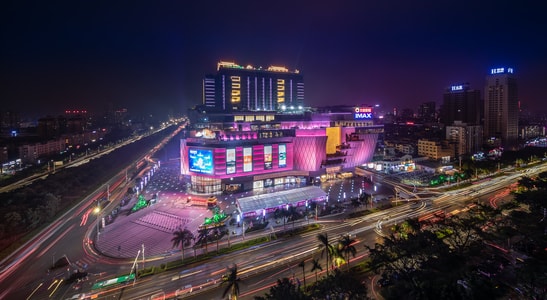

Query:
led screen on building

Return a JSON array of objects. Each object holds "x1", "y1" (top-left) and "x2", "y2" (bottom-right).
[
  {"x1": 226, "y1": 148, "x2": 236, "y2": 174},
  {"x1": 189, "y1": 149, "x2": 213, "y2": 174},
  {"x1": 279, "y1": 144, "x2": 287, "y2": 167},
  {"x1": 243, "y1": 147, "x2": 253, "y2": 172},
  {"x1": 264, "y1": 145, "x2": 272, "y2": 169}
]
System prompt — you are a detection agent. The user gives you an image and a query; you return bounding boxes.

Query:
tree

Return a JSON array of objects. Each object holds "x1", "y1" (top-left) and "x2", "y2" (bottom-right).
[
  {"x1": 298, "y1": 260, "x2": 306, "y2": 289},
  {"x1": 221, "y1": 264, "x2": 241, "y2": 300},
  {"x1": 337, "y1": 234, "x2": 357, "y2": 270},
  {"x1": 308, "y1": 269, "x2": 368, "y2": 300},
  {"x1": 518, "y1": 176, "x2": 535, "y2": 191},
  {"x1": 254, "y1": 277, "x2": 311, "y2": 300},
  {"x1": 317, "y1": 232, "x2": 333, "y2": 276},
  {"x1": 310, "y1": 258, "x2": 322, "y2": 282},
  {"x1": 4, "y1": 211, "x2": 22, "y2": 230},
  {"x1": 225, "y1": 228, "x2": 231, "y2": 248},
  {"x1": 196, "y1": 226, "x2": 211, "y2": 253},
  {"x1": 287, "y1": 206, "x2": 300, "y2": 228},
  {"x1": 43, "y1": 193, "x2": 60, "y2": 220},
  {"x1": 171, "y1": 227, "x2": 194, "y2": 261}
]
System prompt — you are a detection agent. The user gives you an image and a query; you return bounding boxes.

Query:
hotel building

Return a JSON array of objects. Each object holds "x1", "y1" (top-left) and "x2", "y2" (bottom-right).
[
  {"x1": 484, "y1": 67, "x2": 519, "y2": 150},
  {"x1": 440, "y1": 83, "x2": 482, "y2": 126},
  {"x1": 203, "y1": 61, "x2": 304, "y2": 112}
]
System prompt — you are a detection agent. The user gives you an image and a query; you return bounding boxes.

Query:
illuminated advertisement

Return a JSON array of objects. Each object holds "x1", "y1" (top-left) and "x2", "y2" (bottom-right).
[
  {"x1": 354, "y1": 106, "x2": 373, "y2": 120},
  {"x1": 189, "y1": 149, "x2": 213, "y2": 174},
  {"x1": 243, "y1": 147, "x2": 253, "y2": 172},
  {"x1": 226, "y1": 148, "x2": 236, "y2": 174},
  {"x1": 279, "y1": 144, "x2": 286, "y2": 168},
  {"x1": 264, "y1": 145, "x2": 272, "y2": 169},
  {"x1": 491, "y1": 67, "x2": 513, "y2": 74},
  {"x1": 451, "y1": 85, "x2": 463, "y2": 91}
]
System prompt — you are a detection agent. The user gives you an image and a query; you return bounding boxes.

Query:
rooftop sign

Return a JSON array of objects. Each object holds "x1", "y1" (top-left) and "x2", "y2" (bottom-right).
[
  {"x1": 490, "y1": 67, "x2": 514, "y2": 74},
  {"x1": 354, "y1": 107, "x2": 373, "y2": 120}
]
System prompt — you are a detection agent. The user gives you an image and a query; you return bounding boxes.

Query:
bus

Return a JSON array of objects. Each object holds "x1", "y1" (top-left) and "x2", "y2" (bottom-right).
[{"x1": 91, "y1": 273, "x2": 135, "y2": 290}]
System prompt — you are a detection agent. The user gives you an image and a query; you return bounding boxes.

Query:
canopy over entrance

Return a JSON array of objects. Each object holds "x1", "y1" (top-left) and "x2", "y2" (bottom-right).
[{"x1": 236, "y1": 186, "x2": 327, "y2": 217}]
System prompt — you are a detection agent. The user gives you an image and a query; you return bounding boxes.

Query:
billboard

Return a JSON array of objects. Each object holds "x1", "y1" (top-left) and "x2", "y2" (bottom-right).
[
  {"x1": 243, "y1": 147, "x2": 253, "y2": 172},
  {"x1": 226, "y1": 148, "x2": 236, "y2": 174},
  {"x1": 264, "y1": 145, "x2": 272, "y2": 170},
  {"x1": 189, "y1": 149, "x2": 213, "y2": 174},
  {"x1": 354, "y1": 107, "x2": 373, "y2": 120},
  {"x1": 279, "y1": 144, "x2": 286, "y2": 167}
]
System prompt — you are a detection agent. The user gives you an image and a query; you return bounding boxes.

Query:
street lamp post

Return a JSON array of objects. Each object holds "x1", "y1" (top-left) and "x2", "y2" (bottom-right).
[{"x1": 94, "y1": 206, "x2": 101, "y2": 240}]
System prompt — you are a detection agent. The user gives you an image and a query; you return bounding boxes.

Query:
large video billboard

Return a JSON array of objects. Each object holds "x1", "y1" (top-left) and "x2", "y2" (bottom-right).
[
  {"x1": 264, "y1": 145, "x2": 272, "y2": 170},
  {"x1": 188, "y1": 149, "x2": 213, "y2": 174},
  {"x1": 243, "y1": 147, "x2": 253, "y2": 172},
  {"x1": 226, "y1": 148, "x2": 236, "y2": 174},
  {"x1": 279, "y1": 144, "x2": 286, "y2": 168}
]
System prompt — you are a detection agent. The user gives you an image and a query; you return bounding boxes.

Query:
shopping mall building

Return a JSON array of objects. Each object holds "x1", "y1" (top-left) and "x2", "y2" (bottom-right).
[
  {"x1": 181, "y1": 108, "x2": 382, "y2": 194},
  {"x1": 181, "y1": 61, "x2": 382, "y2": 194}
]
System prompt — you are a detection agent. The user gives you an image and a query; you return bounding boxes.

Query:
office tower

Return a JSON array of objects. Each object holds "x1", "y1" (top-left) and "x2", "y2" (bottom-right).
[
  {"x1": 203, "y1": 61, "x2": 304, "y2": 112},
  {"x1": 440, "y1": 83, "x2": 481, "y2": 125},
  {"x1": 484, "y1": 67, "x2": 519, "y2": 150},
  {"x1": 418, "y1": 101, "x2": 436, "y2": 122}
]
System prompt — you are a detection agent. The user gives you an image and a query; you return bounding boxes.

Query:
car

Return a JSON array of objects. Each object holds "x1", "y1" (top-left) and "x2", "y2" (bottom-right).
[
  {"x1": 65, "y1": 293, "x2": 88, "y2": 300},
  {"x1": 175, "y1": 284, "x2": 193, "y2": 296}
]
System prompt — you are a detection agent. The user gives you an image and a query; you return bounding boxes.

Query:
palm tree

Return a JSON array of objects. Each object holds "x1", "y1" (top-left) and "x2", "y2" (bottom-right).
[
  {"x1": 317, "y1": 233, "x2": 333, "y2": 276},
  {"x1": 298, "y1": 260, "x2": 306, "y2": 289},
  {"x1": 171, "y1": 227, "x2": 194, "y2": 261},
  {"x1": 221, "y1": 264, "x2": 240, "y2": 300},
  {"x1": 310, "y1": 258, "x2": 322, "y2": 282},
  {"x1": 287, "y1": 206, "x2": 300, "y2": 228},
  {"x1": 337, "y1": 234, "x2": 357, "y2": 270},
  {"x1": 196, "y1": 225, "x2": 210, "y2": 253},
  {"x1": 225, "y1": 228, "x2": 231, "y2": 248},
  {"x1": 331, "y1": 245, "x2": 346, "y2": 269}
]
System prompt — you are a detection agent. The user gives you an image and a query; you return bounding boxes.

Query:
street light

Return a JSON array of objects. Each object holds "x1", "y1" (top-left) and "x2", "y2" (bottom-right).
[{"x1": 94, "y1": 206, "x2": 101, "y2": 240}]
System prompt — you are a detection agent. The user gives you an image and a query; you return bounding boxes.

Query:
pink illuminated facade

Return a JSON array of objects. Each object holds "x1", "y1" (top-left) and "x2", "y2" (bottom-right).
[{"x1": 182, "y1": 108, "x2": 382, "y2": 194}]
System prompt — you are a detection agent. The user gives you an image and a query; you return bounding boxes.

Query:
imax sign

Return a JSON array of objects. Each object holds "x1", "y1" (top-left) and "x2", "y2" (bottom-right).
[{"x1": 355, "y1": 112, "x2": 372, "y2": 119}]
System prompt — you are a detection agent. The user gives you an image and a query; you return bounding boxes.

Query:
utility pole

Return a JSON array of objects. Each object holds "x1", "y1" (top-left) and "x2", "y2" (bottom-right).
[
  {"x1": 130, "y1": 250, "x2": 141, "y2": 285},
  {"x1": 142, "y1": 244, "x2": 145, "y2": 271}
]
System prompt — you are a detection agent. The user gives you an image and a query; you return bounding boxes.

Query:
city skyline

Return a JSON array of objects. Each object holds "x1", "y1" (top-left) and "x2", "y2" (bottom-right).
[{"x1": 1, "y1": 1, "x2": 546, "y2": 118}]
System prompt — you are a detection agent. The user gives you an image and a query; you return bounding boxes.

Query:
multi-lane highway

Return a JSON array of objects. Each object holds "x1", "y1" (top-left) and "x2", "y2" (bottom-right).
[
  {"x1": 0, "y1": 124, "x2": 184, "y2": 300},
  {"x1": 2, "y1": 152, "x2": 545, "y2": 300}
]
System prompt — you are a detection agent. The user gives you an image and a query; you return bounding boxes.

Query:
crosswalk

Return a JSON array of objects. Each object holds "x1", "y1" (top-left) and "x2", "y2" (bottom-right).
[{"x1": 73, "y1": 256, "x2": 97, "y2": 271}]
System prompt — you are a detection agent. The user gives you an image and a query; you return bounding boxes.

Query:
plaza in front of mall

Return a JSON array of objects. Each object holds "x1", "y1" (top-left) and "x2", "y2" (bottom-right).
[{"x1": 93, "y1": 160, "x2": 393, "y2": 260}]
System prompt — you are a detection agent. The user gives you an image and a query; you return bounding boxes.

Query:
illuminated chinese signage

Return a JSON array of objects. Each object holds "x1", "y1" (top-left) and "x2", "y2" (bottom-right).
[
  {"x1": 490, "y1": 67, "x2": 513, "y2": 74},
  {"x1": 354, "y1": 107, "x2": 373, "y2": 120},
  {"x1": 451, "y1": 85, "x2": 463, "y2": 91},
  {"x1": 226, "y1": 148, "x2": 236, "y2": 174},
  {"x1": 243, "y1": 147, "x2": 253, "y2": 172},
  {"x1": 189, "y1": 149, "x2": 213, "y2": 174},
  {"x1": 264, "y1": 145, "x2": 272, "y2": 170},
  {"x1": 279, "y1": 144, "x2": 287, "y2": 168}
]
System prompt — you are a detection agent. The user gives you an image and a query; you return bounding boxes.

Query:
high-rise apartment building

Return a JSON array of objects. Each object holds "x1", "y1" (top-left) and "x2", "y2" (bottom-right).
[
  {"x1": 484, "y1": 67, "x2": 519, "y2": 150},
  {"x1": 440, "y1": 83, "x2": 481, "y2": 126},
  {"x1": 203, "y1": 61, "x2": 304, "y2": 112},
  {"x1": 446, "y1": 121, "x2": 483, "y2": 157}
]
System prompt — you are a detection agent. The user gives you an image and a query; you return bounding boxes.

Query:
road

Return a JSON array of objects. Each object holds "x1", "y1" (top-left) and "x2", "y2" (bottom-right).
[
  {"x1": 2, "y1": 154, "x2": 546, "y2": 300},
  {"x1": 78, "y1": 164, "x2": 547, "y2": 300},
  {"x1": 0, "y1": 124, "x2": 184, "y2": 300}
]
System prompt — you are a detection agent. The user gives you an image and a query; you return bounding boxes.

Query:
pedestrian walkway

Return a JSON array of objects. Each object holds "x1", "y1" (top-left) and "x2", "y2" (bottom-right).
[{"x1": 133, "y1": 210, "x2": 191, "y2": 233}]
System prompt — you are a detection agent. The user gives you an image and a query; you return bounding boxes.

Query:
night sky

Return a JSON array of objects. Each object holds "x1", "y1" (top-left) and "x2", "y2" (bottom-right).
[{"x1": 1, "y1": 1, "x2": 546, "y2": 119}]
